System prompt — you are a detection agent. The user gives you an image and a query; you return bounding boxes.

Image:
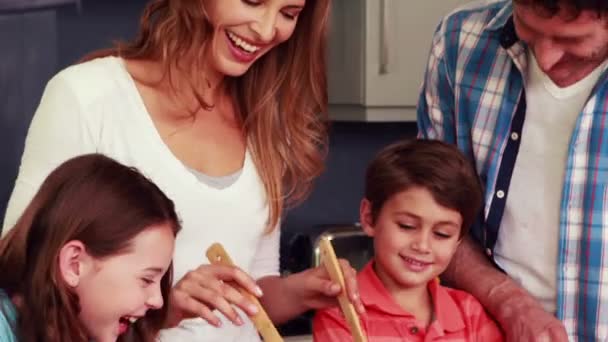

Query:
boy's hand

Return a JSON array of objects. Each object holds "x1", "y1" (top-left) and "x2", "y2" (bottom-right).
[{"x1": 284, "y1": 259, "x2": 365, "y2": 314}]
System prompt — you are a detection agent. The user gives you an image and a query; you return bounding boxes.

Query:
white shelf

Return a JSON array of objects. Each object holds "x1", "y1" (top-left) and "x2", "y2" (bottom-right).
[{"x1": 329, "y1": 104, "x2": 417, "y2": 122}]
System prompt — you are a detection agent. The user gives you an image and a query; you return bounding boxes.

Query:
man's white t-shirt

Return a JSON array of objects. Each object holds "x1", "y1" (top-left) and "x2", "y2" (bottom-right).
[{"x1": 495, "y1": 52, "x2": 607, "y2": 313}]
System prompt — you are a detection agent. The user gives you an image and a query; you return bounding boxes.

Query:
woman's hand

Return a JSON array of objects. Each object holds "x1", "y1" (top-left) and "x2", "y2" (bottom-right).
[
  {"x1": 166, "y1": 264, "x2": 263, "y2": 328},
  {"x1": 285, "y1": 259, "x2": 365, "y2": 314}
]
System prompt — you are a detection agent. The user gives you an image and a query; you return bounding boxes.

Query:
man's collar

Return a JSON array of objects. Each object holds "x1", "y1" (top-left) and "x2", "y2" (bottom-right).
[{"x1": 484, "y1": 1, "x2": 519, "y2": 49}]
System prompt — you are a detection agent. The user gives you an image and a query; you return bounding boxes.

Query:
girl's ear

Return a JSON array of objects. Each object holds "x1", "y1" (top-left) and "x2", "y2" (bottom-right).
[
  {"x1": 360, "y1": 198, "x2": 375, "y2": 237},
  {"x1": 456, "y1": 231, "x2": 465, "y2": 245},
  {"x1": 58, "y1": 240, "x2": 89, "y2": 288}
]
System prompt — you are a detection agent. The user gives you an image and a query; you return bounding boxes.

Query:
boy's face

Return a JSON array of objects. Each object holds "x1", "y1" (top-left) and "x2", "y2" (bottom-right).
[{"x1": 360, "y1": 186, "x2": 462, "y2": 293}]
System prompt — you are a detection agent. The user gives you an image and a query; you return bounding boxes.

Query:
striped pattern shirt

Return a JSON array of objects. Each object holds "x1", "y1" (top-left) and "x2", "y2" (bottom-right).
[
  {"x1": 313, "y1": 261, "x2": 503, "y2": 341},
  {"x1": 417, "y1": 1, "x2": 608, "y2": 340}
]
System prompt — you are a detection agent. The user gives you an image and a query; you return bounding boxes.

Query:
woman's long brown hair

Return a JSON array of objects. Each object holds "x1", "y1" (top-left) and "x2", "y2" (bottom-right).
[
  {"x1": 84, "y1": 0, "x2": 330, "y2": 231},
  {"x1": 0, "y1": 154, "x2": 181, "y2": 342}
]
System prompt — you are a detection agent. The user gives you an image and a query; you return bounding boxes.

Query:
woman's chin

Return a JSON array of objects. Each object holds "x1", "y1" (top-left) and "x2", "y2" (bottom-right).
[{"x1": 221, "y1": 64, "x2": 252, "y2": 77}]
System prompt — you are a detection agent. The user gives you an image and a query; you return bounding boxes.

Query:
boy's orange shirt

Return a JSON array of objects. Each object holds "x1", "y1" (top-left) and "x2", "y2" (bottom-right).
[{"x1": 313, "y1": 261, "x2": 504, "y2": 341}]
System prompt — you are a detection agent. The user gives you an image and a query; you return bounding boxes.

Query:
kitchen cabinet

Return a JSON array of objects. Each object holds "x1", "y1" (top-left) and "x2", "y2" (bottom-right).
[{"x1": 327, "y1": 0, "x2": 469, "y2": 122}]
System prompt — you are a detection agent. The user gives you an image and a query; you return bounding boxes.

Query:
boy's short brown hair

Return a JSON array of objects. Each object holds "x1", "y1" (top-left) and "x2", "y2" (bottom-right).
[{"x1": 364, "y1": 139, "x2": 483, "y2": 237}]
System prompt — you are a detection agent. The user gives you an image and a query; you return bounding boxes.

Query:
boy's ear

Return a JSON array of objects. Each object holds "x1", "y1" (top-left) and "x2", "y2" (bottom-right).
[
  {"x1": 360, "y1": 198, "x2": 375, "y2": 237},
  {"x1": 58, "y1": 240, "x2": 90, "y2": 288}
]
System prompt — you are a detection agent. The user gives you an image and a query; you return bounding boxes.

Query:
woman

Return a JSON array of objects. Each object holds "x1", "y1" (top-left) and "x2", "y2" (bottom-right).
[{"x1": 3, "y1": 0, "x2": 363, "y2": 340}]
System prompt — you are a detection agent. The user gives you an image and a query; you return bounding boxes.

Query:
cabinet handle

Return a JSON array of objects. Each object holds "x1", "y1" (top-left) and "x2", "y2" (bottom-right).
[{"x1": 379, "y1": 0, "x2": 389, "y2": 75}]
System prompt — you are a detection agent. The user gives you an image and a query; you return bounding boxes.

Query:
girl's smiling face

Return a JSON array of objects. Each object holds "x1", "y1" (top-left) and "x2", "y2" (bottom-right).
[{"x1": 60, "y1": 224, "x2": 175, "y2": 342}]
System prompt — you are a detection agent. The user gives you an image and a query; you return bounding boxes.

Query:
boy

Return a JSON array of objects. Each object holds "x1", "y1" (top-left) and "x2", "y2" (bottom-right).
[{"x1": 313, "y1": 139, "x2": 503, "y2": 341}]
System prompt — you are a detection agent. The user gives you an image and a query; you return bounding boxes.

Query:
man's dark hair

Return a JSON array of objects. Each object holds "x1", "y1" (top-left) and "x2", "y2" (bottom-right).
[{"x1": 514, "y1": 0, "x2": 608, "y2": 17}]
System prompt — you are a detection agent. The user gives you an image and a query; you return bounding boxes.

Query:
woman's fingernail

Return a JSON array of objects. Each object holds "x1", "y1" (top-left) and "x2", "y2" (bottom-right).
[
  {"x1": 214, "y1": 319, "x2": 223, "y2": 327},
  {"x1": 331, "y1": 284, "x2": 341, "y2": 292},
  {"x1": 235, "y1": 316, "x2": 244, "y2": 326},
  {"x1": 255, "y1": 286, "x2": 264, "y2": 297},
  {"x1": 249, "y1": 304, "x2": 259, "y2": 314}
]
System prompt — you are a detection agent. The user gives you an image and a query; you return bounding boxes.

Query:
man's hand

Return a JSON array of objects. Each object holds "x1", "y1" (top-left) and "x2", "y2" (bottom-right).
[
  {"x1": 494, "y1": 286, "x2": 568, "y2": 342},
  {"x1": 442, "y1": 237, "x2": 569, "y2": 342}
]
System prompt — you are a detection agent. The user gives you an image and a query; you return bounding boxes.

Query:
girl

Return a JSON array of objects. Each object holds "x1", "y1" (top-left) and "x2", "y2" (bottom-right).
[
  {"x1": 0, "y1": 154, "x2": 181, "y2": 342},
  {"x1": 4, "y1": 0, "x2": 362, "y2": 340}
]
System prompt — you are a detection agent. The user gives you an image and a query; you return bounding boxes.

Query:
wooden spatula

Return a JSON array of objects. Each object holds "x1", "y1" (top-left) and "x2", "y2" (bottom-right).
[
  {"x1": 206, "y1": 243, "x2": 284, "y2": 342},
  {"x1": 318, "y1": 237, "x2": 367, "y2": 342}
]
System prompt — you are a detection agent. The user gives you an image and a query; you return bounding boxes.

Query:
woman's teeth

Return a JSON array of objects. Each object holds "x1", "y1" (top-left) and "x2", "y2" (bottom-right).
[
  {"x1": 120, "y1": 316, "x2": 138, "y2": 324},
  {"x1": 227, "y1": 31, "x2": 261, "y2": 54}
]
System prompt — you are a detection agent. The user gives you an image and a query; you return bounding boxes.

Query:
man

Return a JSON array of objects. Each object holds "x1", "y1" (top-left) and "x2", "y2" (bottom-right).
[{"x1": 417, "y1": 0, "x2": 608, "y2": 341}]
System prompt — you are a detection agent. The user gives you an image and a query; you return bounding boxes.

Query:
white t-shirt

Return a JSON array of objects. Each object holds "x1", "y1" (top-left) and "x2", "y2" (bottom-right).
[
  {"x1": 494, "y1": 52, "x2": 607, "y2": 313},
  {"x1": 3, "y1": 56, "x2": 279, "y2": 341}
]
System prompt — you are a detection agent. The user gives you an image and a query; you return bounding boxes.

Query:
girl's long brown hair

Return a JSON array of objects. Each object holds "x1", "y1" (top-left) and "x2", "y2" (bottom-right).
[
  {"x1": 85, "y1": 0, "x2": 330, "y2": 230},
  {"x1": 0, "y1": 154, "x2": 181, "y2": 342}
]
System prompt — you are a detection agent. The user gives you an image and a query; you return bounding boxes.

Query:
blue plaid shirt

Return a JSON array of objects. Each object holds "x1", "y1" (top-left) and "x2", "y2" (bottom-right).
[{"x1": 417, "y1": 1, "x2": 608, "y2": 341}]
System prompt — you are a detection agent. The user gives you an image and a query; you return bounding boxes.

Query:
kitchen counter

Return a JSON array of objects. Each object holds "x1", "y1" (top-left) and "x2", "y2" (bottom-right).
[{"x1": 284, "y1": 335, "x2": 313, "y2": 342}]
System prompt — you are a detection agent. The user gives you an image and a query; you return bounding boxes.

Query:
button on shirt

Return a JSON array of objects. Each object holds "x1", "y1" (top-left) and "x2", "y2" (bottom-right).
[{"x1": 313, "y1": 261, "x2": 503, "y2": 341}]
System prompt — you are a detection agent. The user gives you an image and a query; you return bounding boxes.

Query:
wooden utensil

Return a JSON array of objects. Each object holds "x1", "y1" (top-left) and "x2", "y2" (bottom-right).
[
  {"x1": 206, "y1": 243, "x2": 284, "y2": 342},
  {"x1": 318, "y1": 237, "x2": 368, "y2": 342}
]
